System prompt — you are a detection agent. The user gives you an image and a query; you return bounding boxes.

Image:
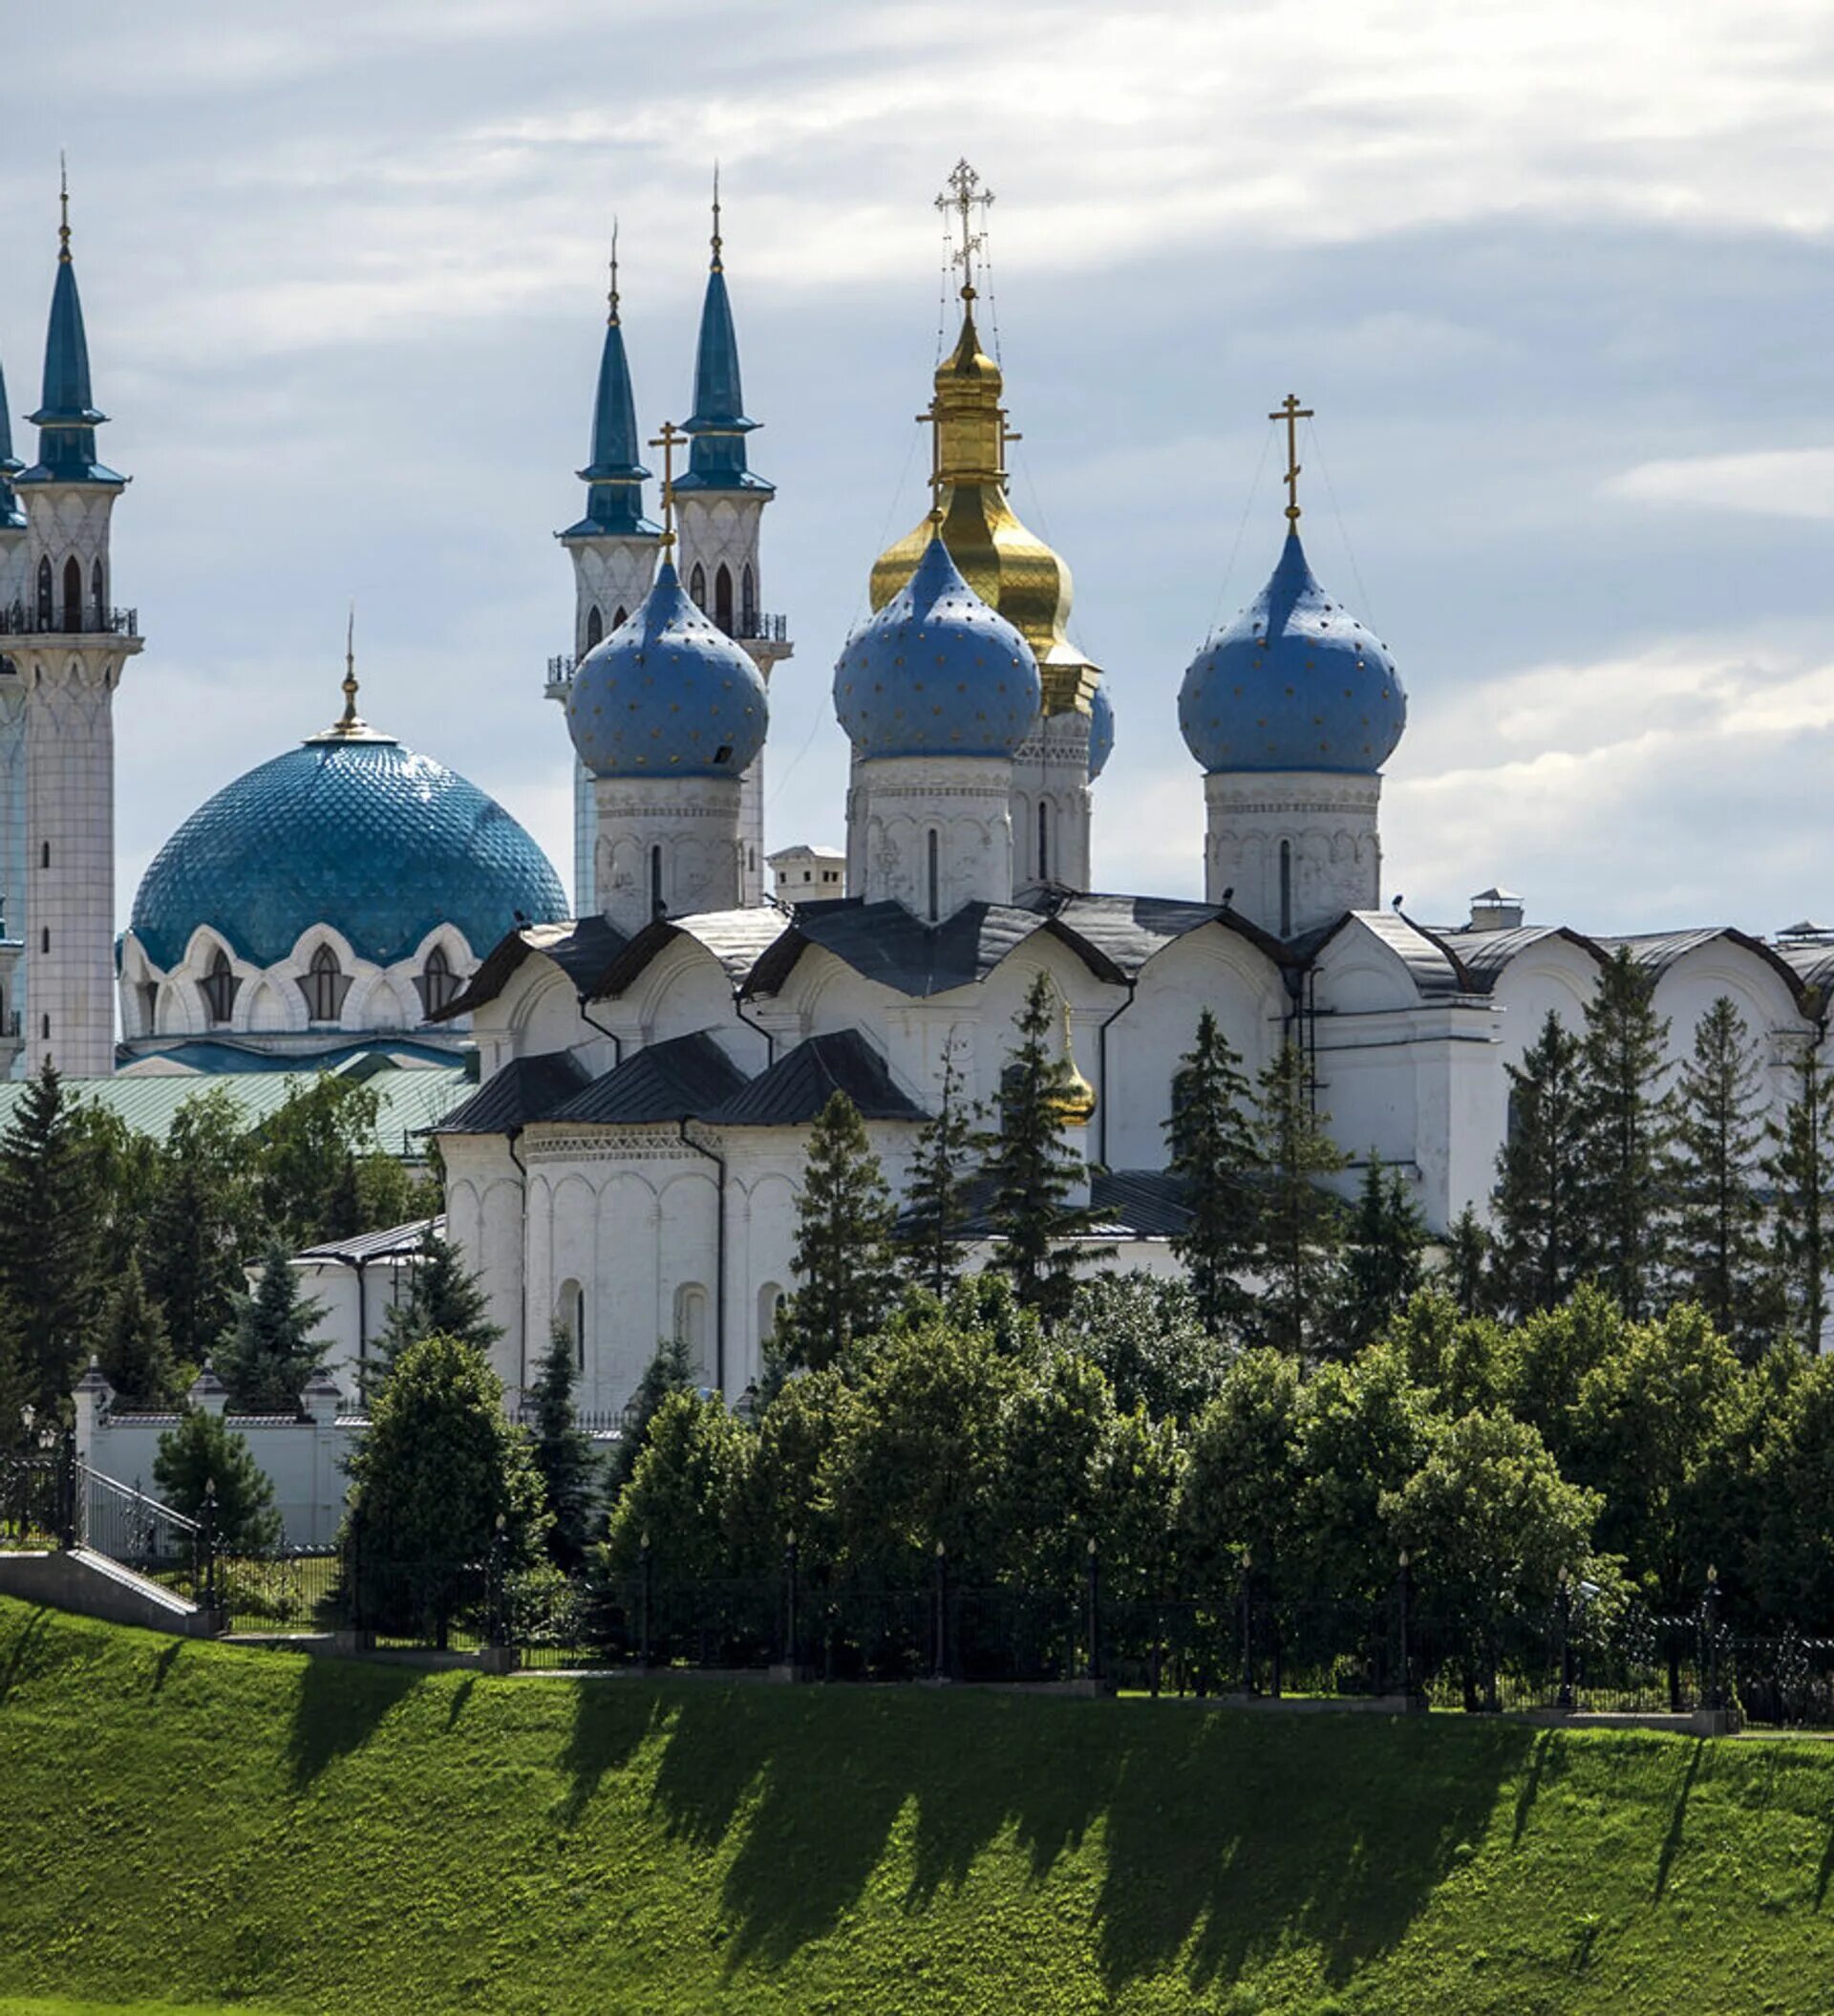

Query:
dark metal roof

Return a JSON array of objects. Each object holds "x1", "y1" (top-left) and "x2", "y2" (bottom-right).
[
  {"x1": 297, "y1": 1215, "x2": 443, "y2": 1263},
  {"x1": 432, "y1": 916, "x2": 629, "y2": 1021},
  {"x1": 1046, "y1": 893, "x2": 1290, "y2": 979},
  {"x1": 1312, "y1": 911, "x2": 1469, "y2": 998},
  {"x1": 586, "y1": 907, "x2": 791, "y2": 1002},
  {"x1": 948, "y1": 1168, "x2": 1191, "y2": 1241},
  {"x1": 705, "y1": 1029, "x2": 927, "y2": 1126},
  {"x1": 1426, "y1": 924, "x2": 1599, "y2": 994},
  {"x1": 1776, "y1": 940, "x2": 1834, "y2": 1007},
  {"x1": 433, "y1": 1051, "x2": 592, "y2": 1134},
  {"x1": 1594, "y1": 928, "x2": 1816, "y2": 1011},
  {"x1": 745, "y1": 899, "x2": 1050, "y2": 999},
  {"x1": 542, "y1": 1032, "x2": 751, "y2": 1126}
]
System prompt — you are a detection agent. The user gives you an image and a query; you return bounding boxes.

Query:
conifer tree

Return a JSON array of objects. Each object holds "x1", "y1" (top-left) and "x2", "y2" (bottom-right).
[
  {"x1": 216, "y1": 1240, "x2": 328, "y2": 1414},
  {"x1": 96, "y1": 1254, "x2": 182, "y2": 1408},
  {"x1": 1441, "y1": 1204, "x2": 1493, "y2": 1317},
  {"x1": 154, "y1": 1409, "x2": 283, "y2": 1554},
  {"x1": 1577, "y1": 948, "x2": 1674, "y2": 1317},
  {"x1": 1338, "y1": 1156, "x2": 1428, "y2": 1351},
  {"x1": 899, "y1": 1036, "x2": 978, "y2": 1297},
  {"x1": 1766, "y1": 1040, "x2": 1834, "y2": 1352},
  {"x1": 1164, "y1": 1008, "x2": 1259, "y2": 1337},
  {"x1": 1670, "y1": 997, "x2": 1770, "y2": 1355},
  {"x1": 145, "y1": 1087, "x2": 263, "y2": 1370},
  {"x1": 526, "y1": 1320, "x2": 599, "y2": 1570},
  {"x1": 0, "y1": 1061, "x2": 100, "y2": 1413},
  {"x1": 608, "y1": 1333, "x2": 698, "y2": 1495},
  {"x1": 1491, "y1": 1011, "x2": 1587, "y2": 1317},
  {"x1": 1249, "y1": 1039, "x2": 1348, "y2": 1357},
  {"x1": 775, "y1": 1090, "x2": 901, "y2": 1369},
  {"x1": 980, "y1": 973, "x2": 1113, "y2": 1319},
  {"x1": 366, "y1": 1221, "x2": 502, "y2": 1397}
]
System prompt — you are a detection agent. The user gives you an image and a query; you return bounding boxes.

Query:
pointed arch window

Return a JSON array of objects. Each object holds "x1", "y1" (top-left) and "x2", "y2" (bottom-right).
[
  {"x1": 297, "y1": 943, "x2": 352, "y2": 1022},
  {"x1": 585, "y1": 605, "x2": 604, "y2": 651},
  {"x1": 61, "y1": 558, "x2": 82, "y2": 633},
  {"x1": 90, "y1": 559, "x2": 105, "y2": 629},
  {"x1": 35, "y1": 559, "x2": 52, "y2": 629},
  {"x1": 690, "y1": 564, "x2": 707, "y2": 612},
  {"x1": 1037, "y1": 803, "x2": 1050, "y2": 883},
  {"x1": 714, "y1": 564, "x2": 734, "y2": 634},
  {"x1": 927, "y1": 828, "x2": 940, "y2": 923},
  {"x1": 612, "y1": 604, "x2": 628, "y2": 629},
  {"x1": 740, "y1": 565, "x2": 757, "y2": 634},
  {"x1": 415, "y1": 943, "x2": 461, "y2": 1018},
  {"x1": 1279, "y1": 840, "x2": 1293, "y2": 937},
  {"x1": 201, "y1": 947, "x2": 241, "y2": 1025},
  {"x1": 650, "y1": 844, "x2": 665, "y2": 920}
]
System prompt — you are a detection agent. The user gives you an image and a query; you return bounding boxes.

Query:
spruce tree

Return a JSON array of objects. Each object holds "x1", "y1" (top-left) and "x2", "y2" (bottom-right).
[
  {"x1": 1164, "y1": 1007, "x2": 1259, "y2": 1337},
  {"x1": 1766, "y1": 1040, "x2": 1834, "y2": 1352},
  {"x1": 527, "y1": 1320, "x2": 599, "y2": 1570},
  {"x1": 0, "y1": 1061, "x2": 100, "y2": 1414},
  {"x1": 96, "y1": 1254, "x2": 182, "y2": 1408},
  {"x1": 145, "y1": 1087, "x2": 264, "y2": 1370},
  {"x1": 366, "y1": 1221, "x2": 502, "y2": 1398},
  {"x1": 153, "y1": 1409, "x2": 283, "y2": 1553},
  {"x1": 1491, "y1": 1011, "x2": 1587, "y2": 1317},
  {"x1": 980, "y1": 973, "x2": 1113, "y2": 1319},
  {"x1": 1670, "y1": 997, "x2": 1769, "y2": 1355},
  {"x1": 899, "y1": 1037, "x2": 978, "y2": 1297},
  {"x1": 1442, "y1": 1204, "x2": 1493, "y2": 1317},
  {"x1": 1338, "y1": 1156, "x2": 1427, "y2": 1351},
  {"x1": 217, "y1": 1240, "x2": 328, "y2": 1414},
  {"x1": 1249, "y1": 1039, "x2": 1348, "y2": 1357},
  {"x1": 777, "y1": 1090, "x2": 901, "y2": 1369},
  {"x1": 608, "y1": 1334, "x2": 698, "y2": 1494},
  {"x1": 1577, "y1": 948, "x2": 1674, "y2": 1318}
]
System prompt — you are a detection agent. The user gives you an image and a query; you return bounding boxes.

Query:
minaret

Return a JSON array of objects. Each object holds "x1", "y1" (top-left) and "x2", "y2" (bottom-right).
[
  {"x1": 548, "y1": 232, "x2": 663, "y2": 916},
  {"x1": 672, "y1": 174, "x2": 792, "y2": 907},
  {"x1": 13, "y1": 174, "x2": 143, "y2": 1076},
  {"x1": 0, "y1": 346, "x2": 29, "y2": 1062}
]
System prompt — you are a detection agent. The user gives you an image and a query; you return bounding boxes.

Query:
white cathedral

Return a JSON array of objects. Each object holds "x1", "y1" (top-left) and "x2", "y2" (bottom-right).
[{"x1": 4, "y1": 168, "x2": 1828, "y2": 1411}]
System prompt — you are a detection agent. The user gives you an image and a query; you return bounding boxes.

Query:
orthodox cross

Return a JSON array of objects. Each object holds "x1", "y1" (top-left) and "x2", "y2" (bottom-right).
[
  {"x1": 649, "y1": 419, "x2": 686, "y2": 547},
  {"x1": 1270, "y1": 393, "x2": 1314, "y2": 525},
  {"x1": 936, "y1": 159, "x2": 992, "y2": 300}
]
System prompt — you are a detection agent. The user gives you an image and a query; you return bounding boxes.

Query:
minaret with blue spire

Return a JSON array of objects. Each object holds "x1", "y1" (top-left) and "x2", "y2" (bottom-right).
[
  {"x1": 11, "y1": 171, "x2": 144, "y2": 1076},
  {"x1": 0, "y1": 343, "x2": 30, "y2": 1059},
  {"x1": 548, "y1": 229, "x2": 662, "y2": 915},
  {"x1": 672, "y1": 174, "x2": 792, "y2": 908}
]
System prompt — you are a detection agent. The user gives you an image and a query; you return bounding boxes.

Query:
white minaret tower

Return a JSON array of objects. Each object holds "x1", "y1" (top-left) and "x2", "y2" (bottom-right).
[
  {"x1": 12, "y1": 179, "x2": 143, "y2": 1076},
  {"x1": 547, "y1": 229, "x2": 662, "y2": 916},
  {"x1": 0, "y1": 344, "x2": 29, "y2": 1069},
  {"x1": 672, "y1": 176, "x2": 791, "y2": 907}
]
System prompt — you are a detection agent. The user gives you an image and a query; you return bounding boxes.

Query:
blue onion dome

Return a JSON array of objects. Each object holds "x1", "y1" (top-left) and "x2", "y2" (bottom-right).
[
  {"x1": 1087, "y1": 680, "x2": 1115, "y2": 780},
  {"x1": 566, "y1": 560, "x2": 767, "y2": 779},
  {"x1": 1179, "y1": 531, "x2": 1406, "y2": 774},
  {"x1": 833, "y1": 533, "x2": 1041, "y2": 761},
  {"x1": 130, "y1": 718, "x2": 567, "y2": 972}
]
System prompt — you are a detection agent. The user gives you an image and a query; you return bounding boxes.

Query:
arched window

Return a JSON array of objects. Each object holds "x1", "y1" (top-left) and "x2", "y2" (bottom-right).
[
  {"x1": 740, "y1": 565, "x2": 757, "y2": 633},
  {"x1": 35, "y1": 559, "x2": 52, "y2": 628},
  {"x1": 39, "y1": 842, "x2": 49, "y2": 869},
  {"x1": 1279, "y1": 839, "x2": 1293, "y2": 937},
  {"x1": 90, "y1": 559, "x2": 105, "y2": 628},
  {"x1": 650, "y1": 844, "x2": 665, "y2": 919},
  {"x1": 714, "y1": 564, "x2": 734, "y2": 634},
  {"x1": 927, "y1": 828, "x2": 940, "y2": 923},
  {"x1": 690, "y1": 564, "x2": 707, "y2": 611},
  {"x1": 415, "y1": 944, "x2": 460, "y2": 1019},
  {"x1": 757, "y1": 1282, "x2": 783, "y2": 1348},
  {"x1": 201, "y1": 947, "x2": 240, "y2": 1025},
  {"x1": 555, "y1": 1279, "x2": 586, "y2": 1376},
  {"x1": 39, "y1": 928, "x2": 48, "y2": 954},
  {"x1": 40, "y1": 1013, "x2": 49, "y2": 1041},
  {"x1": 61, "y1": 557, "x2": 82, "y2": 633},
  {"x1": 297, "y1": 943, "x2": 351, "y2": 1022},
  {"x1": 613, "y1": 604, "x2": 628, "y2": 628},
  {"x1": 584, "y1": 605, "x2": 604, "y2": 651},
  {"x1": 1037, "y1": 803, "x2": 1050, "y2": 883},
  {"x1": 673, "y1": 1283, "x2": 709, "y2": 1370}
]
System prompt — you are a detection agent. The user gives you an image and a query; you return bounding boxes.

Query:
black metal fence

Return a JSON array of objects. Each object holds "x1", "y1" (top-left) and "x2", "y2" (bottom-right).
[{"x1": 0, "y1": 1447, "x2": 71, "y2": 1551}]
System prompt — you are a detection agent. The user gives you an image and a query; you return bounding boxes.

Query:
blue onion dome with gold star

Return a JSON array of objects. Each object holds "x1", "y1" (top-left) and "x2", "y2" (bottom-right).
[
  {"x1": 566, "y1": 560, "x2": 767, "y2": 778},
  {"x1": 834, "y1": 530, "x2": 1041, "y2": 760},
  {"x1": 1179, "y1": 529, "x2": 1406, "y2": 774},
  {"x1": 1088, "y1": 679, "x2": 1115, "y2": 779},
  {"x1": 130, "y1": 668, "x2": 566, "y2": 971}
]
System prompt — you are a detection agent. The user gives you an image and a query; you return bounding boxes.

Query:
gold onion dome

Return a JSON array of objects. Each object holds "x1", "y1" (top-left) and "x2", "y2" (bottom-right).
[
  {"x1": 1048, "y1": 1001, "x2": 1098, "y2": 1126},
  {"x1": 870, "y1": 303, "x2": 1100, "y2": 717}
]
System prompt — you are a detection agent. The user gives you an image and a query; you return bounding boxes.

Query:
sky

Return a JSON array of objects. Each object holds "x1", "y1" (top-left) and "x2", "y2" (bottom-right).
[{"x1": 4, "y1": 0, "x2": 1833, "y2": 937}]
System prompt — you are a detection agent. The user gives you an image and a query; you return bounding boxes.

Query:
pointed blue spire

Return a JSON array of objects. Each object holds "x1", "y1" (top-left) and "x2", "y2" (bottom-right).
[
  {"x1": 17, "y1": 171, "x2": 124, "y2": 488},
  {"x1": 675, "y1": 171, "x2": 772, "y2": 496},
  {"x1": 561, "y1": 228, "x2": 660, "y2": 541},
  {"x1": 0, "y1": 352, "x2": 24, "y2": 531}
]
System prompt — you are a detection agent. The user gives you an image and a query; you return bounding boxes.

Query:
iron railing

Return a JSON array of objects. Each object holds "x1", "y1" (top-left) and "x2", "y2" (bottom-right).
[
  {"x1": 77, "y1": 1464, "x2": 210, "y2": 1604},
  {"x1": 0, "y1": 603, "x2": 139, "y2": 639}
]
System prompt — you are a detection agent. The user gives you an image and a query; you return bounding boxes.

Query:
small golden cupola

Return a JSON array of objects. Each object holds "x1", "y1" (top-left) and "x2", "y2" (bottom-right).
[
  {"x1": 1049, "y1": 998, "x2": 1098, "y2": 1128},
  {"x1": 869, "y1": 164, "x2": 1100, "y2": 718}
]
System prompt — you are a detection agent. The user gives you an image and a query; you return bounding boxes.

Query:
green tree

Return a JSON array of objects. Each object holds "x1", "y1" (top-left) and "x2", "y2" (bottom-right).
[
  {"x1": 367, "y1": 1220, "x2": 501, "y2": 1397},
  {"x1": 1491, "y1": 1012, "x2": 1587, "y2": 1317},
  {"x1": 1052, "y1": 1273, "x2": 1228, "y2": 1422},
  {"x1": 1440, "y1": 1204, "x2": 1493, "y2": 1317},
  {"x1": 1505, "y1": 1281, "x2": 1629, "y2": 1467},
  {"x1": 1177, "y1": 1349, "x2": 1303, "y2": 1595},
  {"x1": 601, "y1": 1390, "x2": 754, "y2": 1585},
  {"x1": 144, "y1": 1087, "x2": 265, "y2": 1369},
  {"x1": 747, "y1": 1364, "x2": 864, "y2": 1576},
  {"x1": 96, "y1": 1254, "x2": 182, "y2": 1409},
  {"x1": 1382, "y1": 1289, "x2": 1516, "y2": 1421},
  {"x1": 1670, "y1": 997, "x2": 1770, "y2": 1355},
  {"x1": 1753, "y1": 1354, "x2": 1834, "y2": 1621},
  {"x1": 776, "y1": 1090, "x2": 900, "y2": 1370},
  {"x1": 900, "y1": 1036, "x2": 978, "y2": 1297},
  {"x1": 996, "y1": 1349, "x2": 1119, "y2": 1591},
  {"x1": 980, "y1": 975, "x2": 1112, "y2": 1319},
  {"x1": 254, "y1": 1074, "x2": 431, "y2": 1248},
  {"x1": 526, "y1": 1321, "x2": 598, "y2": 1571},
  {"x1": 1577, "y1": 948, "x2": 1674, "y2": 1317},
  {"x1": 1093, "y1": 1405, "x2": 1184, "y2": 1601},
  {"x1": 1164, "y1": 1008, "x2": 1259, "y2": 1337},
  {"x1": 1248, "y1": 1040, "x2": 1348, "y2": 1357},
  {"x1": 1338, "y1": 1157, "x2": 1428, "y2": 1352},
  {"x1": 216, "y1": 1240, "x2": 327, "y2": 1415},
  {"x1": 608, "y1": 1335, "x2": 698, "y2": 1495},
  {"x1": 0, "y1": 1062, "x2": 100, "y2": 1413},
  {"x1": 343, "y1": 1332, "x2": 544, "y2": 1642},
  {"x1": 153, "y1": 1409, "x2": 283, "y2": 1554},
  {"x1": 1765, "y1": 1040, "x2": 1834, "y2": 1353}
]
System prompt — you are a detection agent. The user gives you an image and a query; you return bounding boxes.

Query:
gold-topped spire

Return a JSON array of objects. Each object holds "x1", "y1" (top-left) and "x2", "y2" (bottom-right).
[
  {"x1": 57, "y1": 153, "x2": 71, "y2": 264},
  {"x1": 710, "y1": 163, "x2": 723, "y2": 273},
  {"x1": 649, "y1": 419, "x2": 685, "y2": 550},
  {"x1": 936, "y1": 158, "x2": 992, "y2": 301},
  {"x1": 1270, "y1": 392, "x2": 1314, "y2": 525},
  {"x1": 307, "y1": 604, "x2": 394, "y2": 743},
  {"x1": 608, "y1": 218, "x2": 620, "y2": 326}
]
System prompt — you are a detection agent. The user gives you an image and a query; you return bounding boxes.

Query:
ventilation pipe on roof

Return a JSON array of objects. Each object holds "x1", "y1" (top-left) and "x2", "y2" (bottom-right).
[{"x1": 1467, "y1": 888, "x2": 1525, "y2": 933}]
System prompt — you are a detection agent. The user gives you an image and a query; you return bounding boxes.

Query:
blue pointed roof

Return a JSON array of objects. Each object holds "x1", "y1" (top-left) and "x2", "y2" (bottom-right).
[
  {"x1": 561, "y1": 294, "x2": 662, "y2": 542},
  {"x1": 17, "y1": 215, "x2": 124, "y2": 487},
  {"x1": 0, "y1": 353, "x2": 23, "y2": 531},
  {"x1": 675, "y1": 240, "x2": 772, "y2": 496}
]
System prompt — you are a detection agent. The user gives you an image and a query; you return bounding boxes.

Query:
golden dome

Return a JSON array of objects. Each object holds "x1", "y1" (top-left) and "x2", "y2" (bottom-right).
[
  {"x1": 1048, "y1": 999, "x2": 1098, "y2": 1128},
  {"x1": 869, "y1": 302, "x2": 1100, "y2": 717}
]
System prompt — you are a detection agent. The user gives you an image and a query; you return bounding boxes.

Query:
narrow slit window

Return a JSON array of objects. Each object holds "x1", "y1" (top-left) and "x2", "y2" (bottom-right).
[
  {"x1": 927, "y1": 828, "x2": 940, "y2": 922},
  {"x1": 1279, "y1": 839, "x2": 1292, "y2": 937}
]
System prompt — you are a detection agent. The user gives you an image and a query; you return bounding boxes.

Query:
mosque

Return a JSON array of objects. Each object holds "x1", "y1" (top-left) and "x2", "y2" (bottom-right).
[{"x1": 3, "y1": 163, "x2": 1826, "y2": 1410}]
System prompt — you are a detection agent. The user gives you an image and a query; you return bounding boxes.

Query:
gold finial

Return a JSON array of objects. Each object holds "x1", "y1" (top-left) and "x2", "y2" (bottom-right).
[
  {"x1": 648, "y1": 419, "x2": 686, "y2": 551},
  {"x1": 935, "y1": 159, "x2": 992, "y2": 302},
  {"x1": 710, "y1": 163, "x2": 723, "y2": 273},
  {"x1": 608, "y1": 217, "x2": 620, "y2": 326},
  {"x1": 1270, "y1": 393, "x2": 1314, "y2": 525},
  {"x1": 336, "y1": 603, "x2": 362, "y2": 731},
  {"x1": 57, "y1": 153, "x2": 71, "y2": 265}
]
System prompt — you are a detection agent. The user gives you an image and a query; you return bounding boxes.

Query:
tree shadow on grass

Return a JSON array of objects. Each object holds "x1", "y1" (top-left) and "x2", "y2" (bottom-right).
[
  {"x1": 1652, "y1": 1741, "x2": 1703, "y2": 1902},
  {"x1": 285, "y1": 1654, "x2": 423, "y2": 1791},
  {"x1": 0, "y1": 1606, "x2": 50, "y2": 1705},
  {"x1": 554, "y1": 1678, "x2": 665, "y2": 1828}
]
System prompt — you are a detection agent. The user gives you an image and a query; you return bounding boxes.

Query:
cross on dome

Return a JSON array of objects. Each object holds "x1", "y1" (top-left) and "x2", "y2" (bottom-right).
[
  {"x1": 1270, "y1": 392, "x2": 1315, "y2": 525},
  {"x1": 648, "y1": 418, "x2": 686, "y2": 548},
  {"x1": 936, "y1": 159, "x2": 993, "y2": 301}
]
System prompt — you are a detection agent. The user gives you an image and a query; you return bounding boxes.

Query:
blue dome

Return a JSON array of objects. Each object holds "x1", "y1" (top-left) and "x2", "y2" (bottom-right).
[
  {"x1": 1088, "y1": 680, "x2": 1115, "y2": 780},
  {"x1": 1179, "y1": 531, "x2": 1406, "y2": 774},
  {"x1": 130, "y1": 731, "x2": 567, "y2": 972},
  {"x1": 566, "y1": 561, "x2": 767, "y2": 779},
  {"x1": 833, "y1": 534, "x2": 1040, "y2": 761}
]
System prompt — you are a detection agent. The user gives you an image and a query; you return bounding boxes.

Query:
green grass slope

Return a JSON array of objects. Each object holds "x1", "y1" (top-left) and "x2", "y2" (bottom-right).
[{"x1": 1, "y1": 1598, "x2": 1832, "y2": 2015}]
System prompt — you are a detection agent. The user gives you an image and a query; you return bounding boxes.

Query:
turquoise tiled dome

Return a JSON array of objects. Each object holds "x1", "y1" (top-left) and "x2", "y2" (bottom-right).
[{"x1": 130, "y1": 730, "x2": 567, "y2": 971}]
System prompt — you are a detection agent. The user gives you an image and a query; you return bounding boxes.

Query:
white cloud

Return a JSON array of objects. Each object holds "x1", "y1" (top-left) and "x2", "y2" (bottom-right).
[{"x1": 1608, "y1": 448, "x2": 1834, "y2": 521}]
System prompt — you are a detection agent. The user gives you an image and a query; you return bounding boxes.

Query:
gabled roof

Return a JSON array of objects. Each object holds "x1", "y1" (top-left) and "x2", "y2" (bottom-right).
[
  {"x1": 704, "y1": 1029, "x2": 926, "y2": 1126},
  {"x1": 297, "y1": 1215, "x2": 443, "y2": 1265},
  {"x1": 1047, "y1": 893, "x2": 1290, "y2": 980},
  {"x1": 744, "y1": 898, "x2": 1041, "y2": 999},
  {"x1": 1776, "y1": 939, "x2": 1834, "y2": 1008},
  {"x1": 1311, "y1": 911, "x2": 1471, "y2": 998},
  {"x1": 431, "y1": 916, "x2": 629, "y2": 1023},
  {"x1": 542, "y1": 1032, "x2": 751, "y2": 1126},
  {"x1": 1597, "y1": 929, "x2": 1818, "y2": 1014},
  {"x1": 1425, "y1": 923, "x2": 1600, "y2": 994},
  {"x1": 587, "y1": 908, "x2": 790, "y2": 1001},
  {"x1": 433, "y1": 1052, "x2": 591, "y2": 1134}
]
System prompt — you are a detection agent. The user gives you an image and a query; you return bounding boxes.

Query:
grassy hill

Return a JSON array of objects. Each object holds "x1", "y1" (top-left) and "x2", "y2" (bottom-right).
[{"x1": 1, "y1": 1598, "x2": 1831, "y2": 2014}]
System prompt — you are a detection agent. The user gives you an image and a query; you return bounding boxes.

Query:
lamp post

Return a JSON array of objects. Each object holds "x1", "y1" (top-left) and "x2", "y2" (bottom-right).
[
  {"x1": 1397, "y1": 1548, "x2": 1412, "y2": 1702},
  {"x1": 783, "y1": 1529, "x2": 799, "y2": 1671},
  {"x1": 1703, "y1": 1564, "x2": 1724, "y2": 1714},
  {"x1": 639, "y1": 1530, "x2": 652, "y2": 1668},
  {"x1": 932, "y1": 1540, "x2": 948, "y2": 1683},
  {"x1": 1556, "y1": 1565, "x2": 1574, "y2": 1713},
  {"x1": 1238, "y1": 1545, "x2": 1256, "y2": 1696},
  {"x1": 1085, "y1": 1536, "x2": 1101, "y2": 1686},
  {"x1": 203, "y1": 1476, "x2": 219, "y2": 1614},
  {"x1": 490, "y1": 1512, "x2": 508, "y2": 1649}
]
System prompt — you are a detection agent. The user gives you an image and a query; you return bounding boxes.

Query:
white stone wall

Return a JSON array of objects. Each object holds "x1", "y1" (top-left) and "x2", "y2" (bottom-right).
[
  {"x1": 1204, "y1": 770, "x2": 1382, "y2": 936},
  {"x1": 855, "y1": 754, "x2": 1015, "y2": 917},
  {"x1": 592, "y1": 775, "x2": 744, "y2": 935},
  {"x1": 1011, "y1": 709, "x2": 1093, "y2": 895}
]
